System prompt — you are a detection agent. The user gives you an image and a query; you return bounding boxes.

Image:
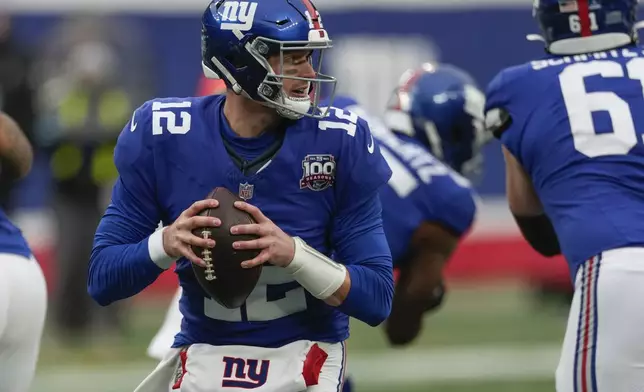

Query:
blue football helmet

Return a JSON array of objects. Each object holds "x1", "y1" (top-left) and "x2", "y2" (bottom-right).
[
  {"x1": 201, "y1": 0, "x2": 336, "y2": 119},
  {"x1": 528, "y1": 0, "x2": 639, "y2": 55},
  {"x1": 384, "y1": 63, "x2": 487, "y2": 178}
]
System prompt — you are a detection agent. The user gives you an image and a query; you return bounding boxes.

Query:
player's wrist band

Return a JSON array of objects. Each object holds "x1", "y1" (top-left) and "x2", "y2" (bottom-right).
[
  {"x1": 284, "y1": 236, "x2": 347, "y2": 300},
  {"x1": 148, "y1": 227, "x2": 178, "y2": 270}
]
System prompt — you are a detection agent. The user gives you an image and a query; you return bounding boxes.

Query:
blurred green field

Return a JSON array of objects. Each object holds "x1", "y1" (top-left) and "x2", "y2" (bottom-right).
[
  {"x1": 31, "y1": 282, "x2": 568, "y2": 392},
  {"x1": 364, "y1": 380, "x2": 555, "y2": 392}
]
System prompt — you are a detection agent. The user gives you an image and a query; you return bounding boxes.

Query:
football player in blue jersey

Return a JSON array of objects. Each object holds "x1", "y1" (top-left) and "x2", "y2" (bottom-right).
[
  {"x1": 333, "y1": 62, "x2": 486, "y2": 391},
  {"x1": 485, "y1": 1, "x2": 644, "y2": 391},
  {"x1": 144, "y1": 63, "x2": 485, "y2": 389},
  {"x1": 88, "y1": 0, "x2": 393, "y2": 390},
  {"x1": 0, "y1": 111, "x2": 47, "y2": 392}
]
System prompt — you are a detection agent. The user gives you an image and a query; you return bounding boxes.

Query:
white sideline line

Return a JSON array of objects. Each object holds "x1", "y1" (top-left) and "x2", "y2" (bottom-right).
[
  {"x1": 31, "y1": 345, "x2": 560, "y2": 391},
  {"x1": 348, "y1": 345, "x2": 559, "y2": 384}
]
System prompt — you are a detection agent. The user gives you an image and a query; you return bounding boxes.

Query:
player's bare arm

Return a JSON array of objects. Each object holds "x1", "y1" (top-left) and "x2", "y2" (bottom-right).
[
  {"x1": 232, "y1": 201, "x2": 350, "y2": 306},
  {"x1": 502, "y1": 146, "x2": 560, "y2": 256},
  {"x1": 503, "y1": 145, "x2": 542, "y2": 215},
  {"x1": 0, "y1": 111, "x2": 33, "y2": 181},
  {"x1": 385, "y1": 221, "x2": 458, "y2": 346}
]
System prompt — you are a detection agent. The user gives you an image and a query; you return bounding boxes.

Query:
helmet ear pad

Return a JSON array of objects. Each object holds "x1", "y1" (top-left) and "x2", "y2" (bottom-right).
[
  {"x1": 204, "y1": 31, "x2": 291, "y2": 101},
  {"x1": 210, "y1": 41, "x2": 274, "y2": 100},
  {"x1": 258, "y1": 75, "x2": 281, "y2": 101}
]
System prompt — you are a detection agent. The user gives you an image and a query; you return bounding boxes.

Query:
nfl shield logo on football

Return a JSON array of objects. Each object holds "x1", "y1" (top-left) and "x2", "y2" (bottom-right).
[
  {"x1": 300, "y1": 154, "x2": 336, "y2": 191},
  {"x1": 238, "y1": 182, "x2": 254, "y2": 201}
]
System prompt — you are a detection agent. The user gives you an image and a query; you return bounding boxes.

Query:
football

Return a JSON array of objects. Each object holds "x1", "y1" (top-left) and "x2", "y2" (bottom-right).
[{"x1": 191, "y1": 187, "x2": 262, "y2": 309}]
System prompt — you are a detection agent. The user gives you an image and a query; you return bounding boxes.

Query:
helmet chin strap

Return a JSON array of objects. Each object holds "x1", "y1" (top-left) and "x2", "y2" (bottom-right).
[
  {"x1": 267, "y1": 80, "x2": 313, "y2": 120},
  {"x1": 275, "y1": 94, "x2": 312, "y2": 120}
]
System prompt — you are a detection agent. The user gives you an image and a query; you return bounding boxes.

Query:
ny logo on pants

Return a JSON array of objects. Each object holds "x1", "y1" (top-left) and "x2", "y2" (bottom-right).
[{"x1": 222, "y1": 356, "x2": 270, "y2": 388}]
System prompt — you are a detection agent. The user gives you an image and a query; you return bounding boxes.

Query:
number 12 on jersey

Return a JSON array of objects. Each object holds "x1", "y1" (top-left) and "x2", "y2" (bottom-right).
[
  {"x1": 204, "y1": 267, "x2": 307, "y2": 322},
  {"x1": 559, "y1": 58, "x2": 644, "y2": 158}
]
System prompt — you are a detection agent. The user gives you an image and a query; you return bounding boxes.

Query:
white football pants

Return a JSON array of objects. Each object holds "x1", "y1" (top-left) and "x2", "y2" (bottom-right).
[
  {"x1": 0, "y1": 253, "x2": 47, "y2": 392},
  {"x1": 556, "y1": 247, "x2": 644, "y2": 392},
  {"x1": 145, "y1": 287, "x2": 347, "y2": 391}
]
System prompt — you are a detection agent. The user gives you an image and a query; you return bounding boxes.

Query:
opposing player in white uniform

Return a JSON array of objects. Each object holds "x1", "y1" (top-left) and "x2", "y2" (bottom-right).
[
  {"x1": 0, "y1": 111, "x2": 47, "y2": 392},
  {"x1": 485, "y1": 1, "x2": 644, "y2": 391}
]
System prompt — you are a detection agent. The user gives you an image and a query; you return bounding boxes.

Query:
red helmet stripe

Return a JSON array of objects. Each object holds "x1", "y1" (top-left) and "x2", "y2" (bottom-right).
[
  {"x1": 577, "y1": 0, "x2": 592, "y2": 37},
  {"x1": 301, "y1": 0, "x2": 321, "y2": 29},
  {"x1": 401, "y1": 69, "x2": 425, "y2": 92}
]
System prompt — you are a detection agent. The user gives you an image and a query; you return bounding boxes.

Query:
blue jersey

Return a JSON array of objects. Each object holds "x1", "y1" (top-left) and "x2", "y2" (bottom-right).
[
  {"x1": 376, "y1": 131, "x2": 477, "y2": 264},
  {"x1": 90, "y1": 95, "x2": 393, "y2": 348},
  {"x1": 332, "y1": 97, "x2": 478, "y2": 265},
  {"x1": 485, "y1": 45, "x2": 644, "y2": 276},
  {"x1": 0, "y1": 209, "x2": 31, "y2": 258}
]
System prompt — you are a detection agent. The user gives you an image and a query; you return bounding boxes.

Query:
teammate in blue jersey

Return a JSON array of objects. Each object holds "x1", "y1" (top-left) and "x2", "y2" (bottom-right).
[
  {"x1": 336, "y1": 63, "x2": 485, "y2": 345},
  {"x1": 0, "y1": 111, "x2": 47, "y2": 392},
  {"x1": 332, "y1": 63, "x2": 486, "y2": 392},
  {"x1": 88, "y1": 0, "x2": 393, "y2": 390},
  {"x1": 485, "y1": 1, "x2": 644, "y2": 391}
]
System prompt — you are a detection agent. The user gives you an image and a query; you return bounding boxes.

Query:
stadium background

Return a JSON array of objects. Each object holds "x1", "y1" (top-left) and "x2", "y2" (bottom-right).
[{"x1": 3, "y1": 0, "x2": 586, "y2": 390}]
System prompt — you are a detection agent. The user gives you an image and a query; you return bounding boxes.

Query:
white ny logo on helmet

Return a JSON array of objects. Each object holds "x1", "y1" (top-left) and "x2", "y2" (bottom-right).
[{"x1": 220, "y1": 1, "x2": 258, "y2": 31}]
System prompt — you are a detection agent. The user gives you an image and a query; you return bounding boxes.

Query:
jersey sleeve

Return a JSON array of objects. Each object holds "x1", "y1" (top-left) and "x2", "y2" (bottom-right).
[
  {"x1": 335, "y1": 117, "x2": 393, "y2": 212},
  {"x1": 88, "y1": 100, "x2": 173, "y2": 306},
  {"x1": 416, "y1": 183, "x2": 478, "y2": 237},
  {"x1": 484, "y1": 67, "x2": 527, "y2": 161},
  {"x1": 331, "y1": 193, "x2": 394, "y2": 326},
  {"x1": 109, "y1": 101, "x2": 161, "y2": 234},
  {"x1": 330, "y1": 113, "x2": 392, "y2": 255},
  {"x1": 329, "y1": 115, "x2": 394, "y2": 326}
]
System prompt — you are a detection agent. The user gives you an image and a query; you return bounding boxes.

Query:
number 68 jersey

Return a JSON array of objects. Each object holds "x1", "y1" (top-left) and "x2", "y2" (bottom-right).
[
  {"x1": 94, "y1": 94, "x2": 392, "y2": 348},
  {"x1": 485, "y1": 45, "x2": 644, "y2": 277}
]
